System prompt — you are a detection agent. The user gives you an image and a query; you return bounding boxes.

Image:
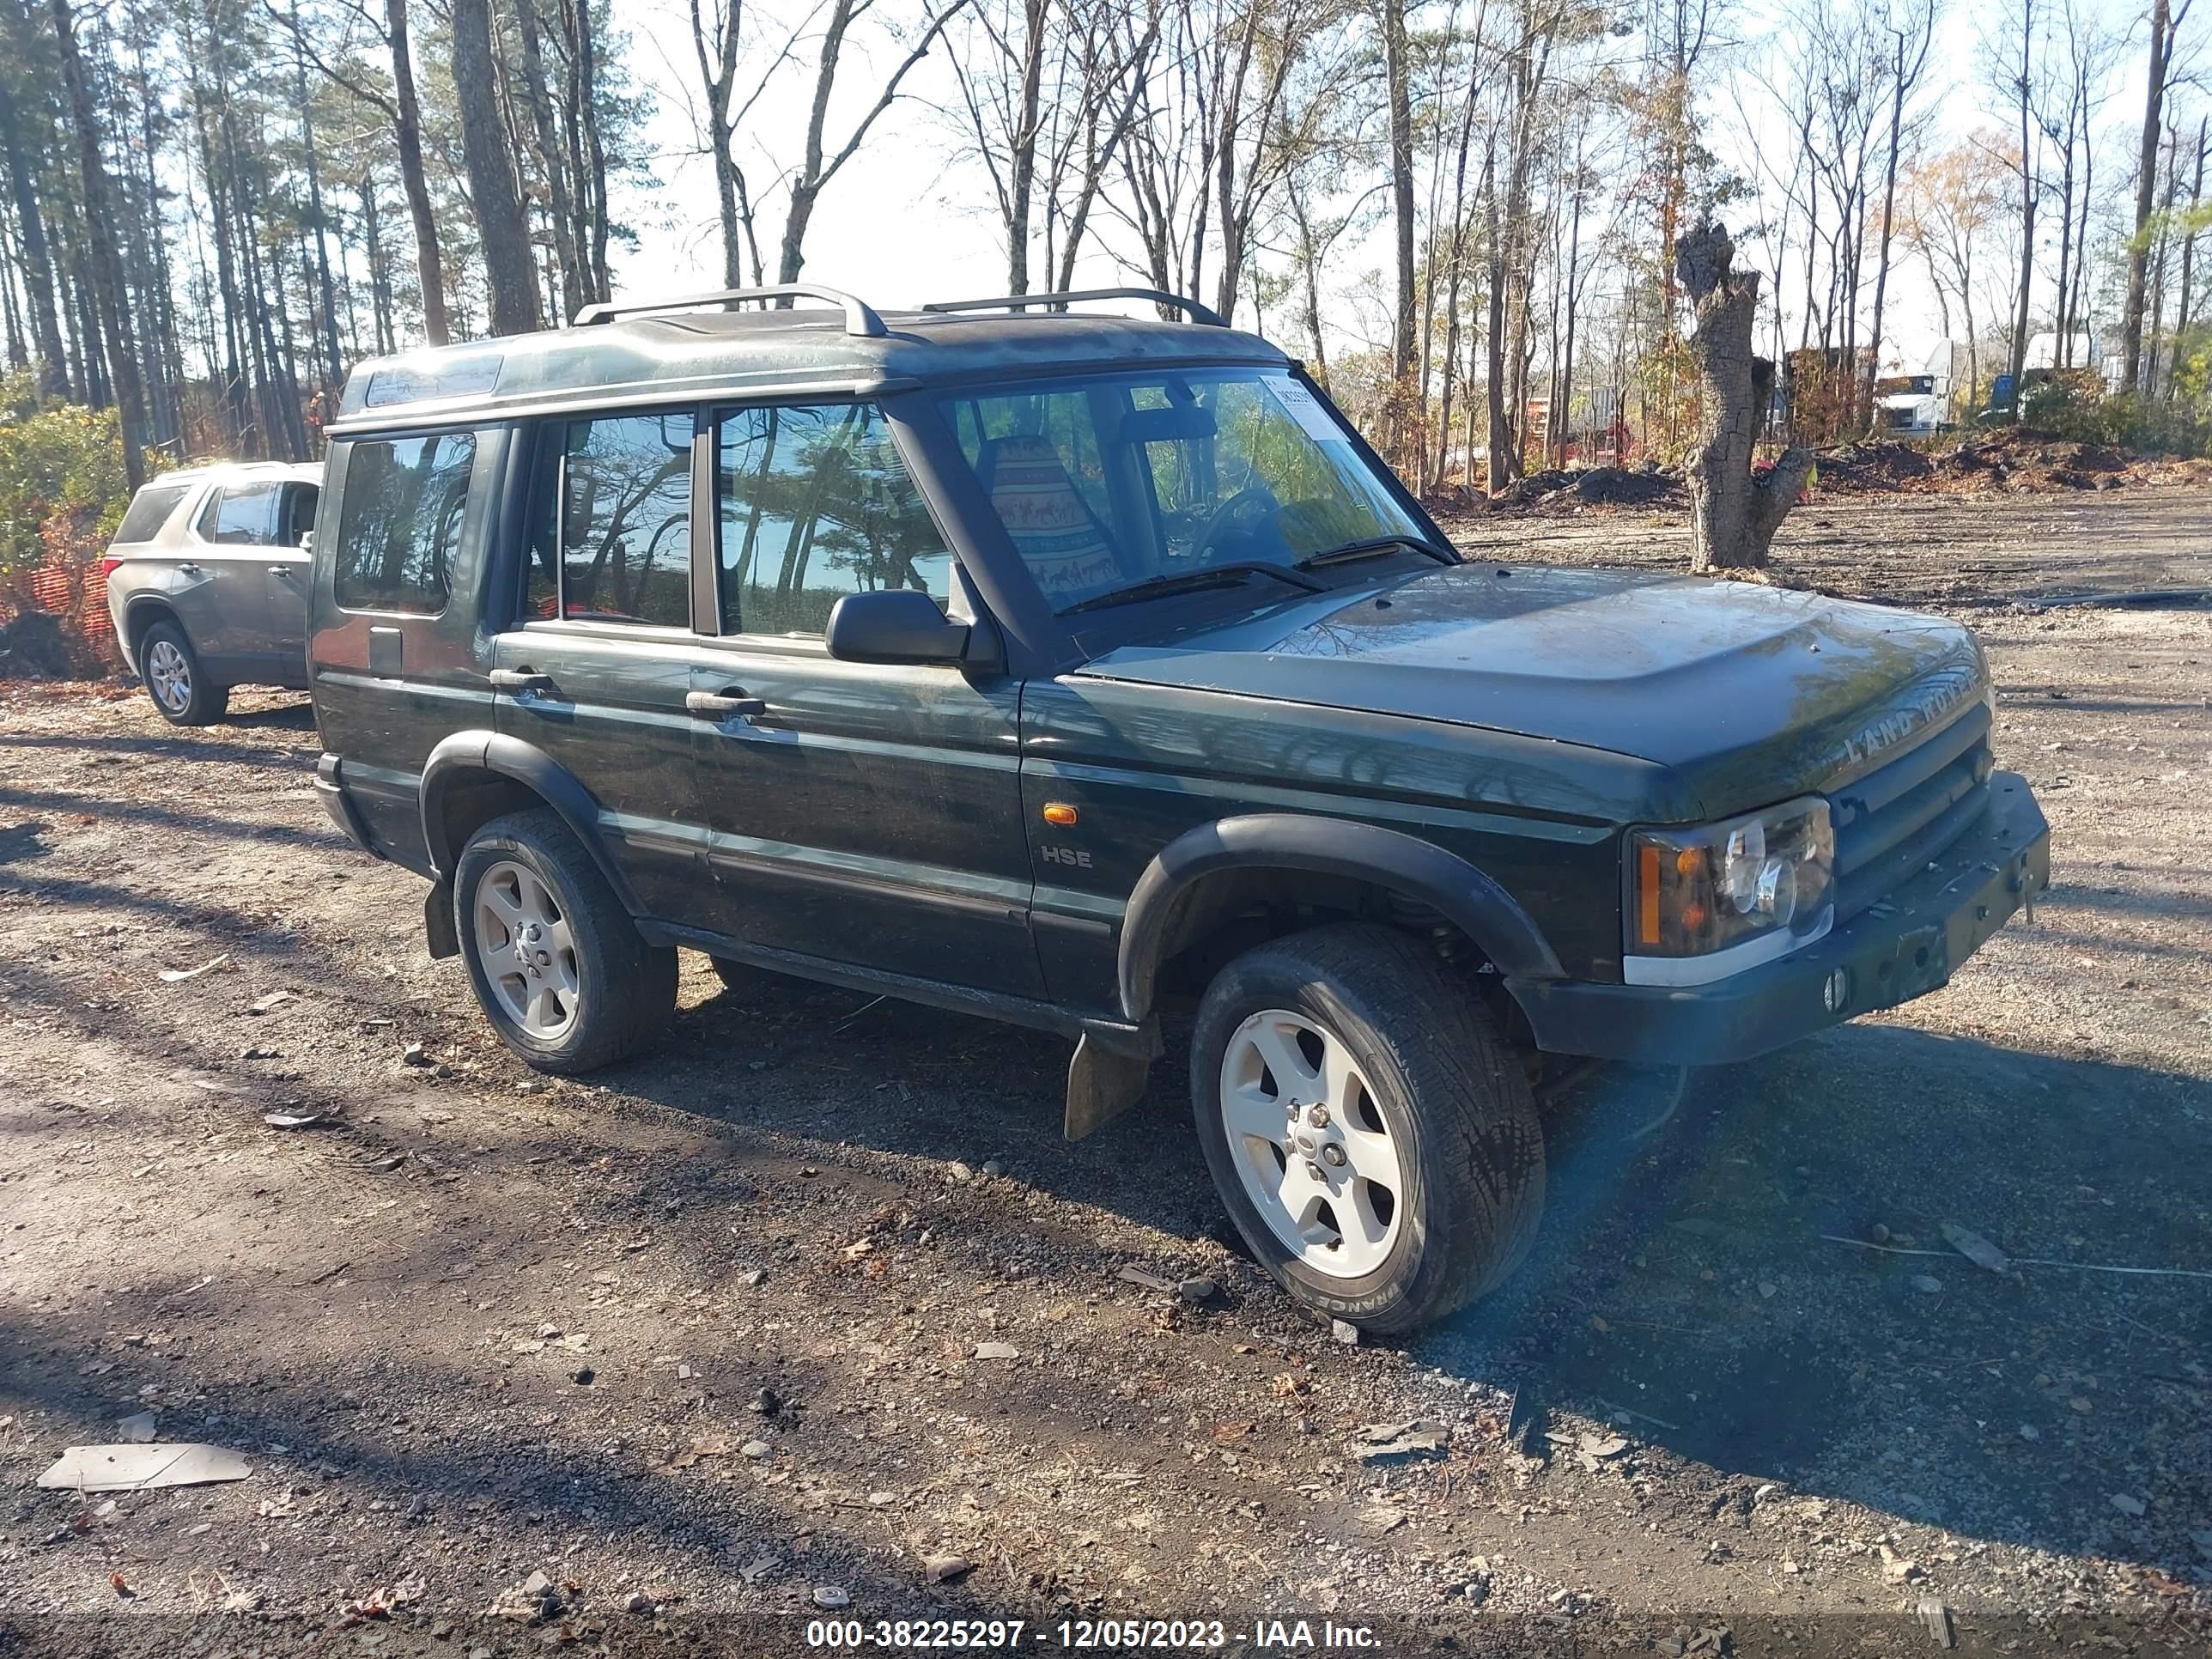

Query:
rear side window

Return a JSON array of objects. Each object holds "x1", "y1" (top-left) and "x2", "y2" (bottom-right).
[
  {"x1": 198, "y1": 482, "x2": 284, "y2": 545},
  {"x1": 332, "y1": 433, "x2": 475, "y2": 615},
  {"x1": 113, "y1": 481, "x2": 190, "y2": 544},
  {"x1": 525, "y1": 412, "x2": 694, "y2": 628}
]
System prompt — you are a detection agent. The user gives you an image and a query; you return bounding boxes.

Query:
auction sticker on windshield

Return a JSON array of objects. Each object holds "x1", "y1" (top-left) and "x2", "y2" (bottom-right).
[{"x1": 1262, "y1": 377, "x2": 1346, "y2": 442}]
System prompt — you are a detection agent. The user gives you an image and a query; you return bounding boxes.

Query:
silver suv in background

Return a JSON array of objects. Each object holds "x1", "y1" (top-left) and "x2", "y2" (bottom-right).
[{"x1": 102, "y1": 461, "x2": 322, "y2": 724}]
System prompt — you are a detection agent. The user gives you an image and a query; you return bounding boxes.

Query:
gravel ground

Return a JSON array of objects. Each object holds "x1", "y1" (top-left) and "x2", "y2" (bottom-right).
[{"x1": 0, "y1": 489, "x2": 2207, "y2": 1657}]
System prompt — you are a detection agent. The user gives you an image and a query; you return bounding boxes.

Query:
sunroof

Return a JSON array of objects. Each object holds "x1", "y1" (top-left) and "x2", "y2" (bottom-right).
[{"x1": 362, "y1": 356, "x2": 504, "y2": 409}]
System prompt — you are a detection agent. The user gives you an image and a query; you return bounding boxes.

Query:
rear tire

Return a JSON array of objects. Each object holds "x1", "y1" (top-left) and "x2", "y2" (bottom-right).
[
  {"x1": 140, "y1": 620, "x2": 228, "y2": 726},
  {"x1": 455, "y1": 808, "x2": 676, "y2": 1073},
  {"x1": 1190, "y1": 923, "x2": 1545, "y2": 1334}
]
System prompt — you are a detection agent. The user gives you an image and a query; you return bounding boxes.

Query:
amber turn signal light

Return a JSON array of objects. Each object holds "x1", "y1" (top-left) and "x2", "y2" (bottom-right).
[{"x1": 1042, "y1": 802, "x2": 1079, "y2": 826}]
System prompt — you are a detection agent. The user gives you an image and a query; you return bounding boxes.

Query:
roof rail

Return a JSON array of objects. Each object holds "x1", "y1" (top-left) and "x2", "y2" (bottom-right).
[
  {"x1": 573, "y1": 284, "x2": 887, "y2": 338},
  {"x1": 921, "y1": 287, "x2": 1227, "y2": 328}
]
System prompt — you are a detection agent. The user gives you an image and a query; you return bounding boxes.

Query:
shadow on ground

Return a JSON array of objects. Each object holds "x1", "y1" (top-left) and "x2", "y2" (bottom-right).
[{"x1": 1420, "y1": 1021, "x2": 2210, "y2": 1571}]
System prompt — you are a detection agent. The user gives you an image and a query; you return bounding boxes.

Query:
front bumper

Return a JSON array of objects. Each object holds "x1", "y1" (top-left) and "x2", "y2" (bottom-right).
[{"x1": 1510, "y1": 773, "x2": 2050, "y2": 1066}]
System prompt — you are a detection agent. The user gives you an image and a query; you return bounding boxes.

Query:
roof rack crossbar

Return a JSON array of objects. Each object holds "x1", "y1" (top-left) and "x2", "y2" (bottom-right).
[
  {"x1": 573, "y1": 284, "x2": 887, "y2": 338},
  {"x1": 920, "y1": 287, "x2": 1227, "y2": 329}
]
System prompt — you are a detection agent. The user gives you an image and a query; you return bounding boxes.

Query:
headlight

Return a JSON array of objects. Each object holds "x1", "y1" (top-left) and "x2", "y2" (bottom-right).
[{"x1": 1628, "y1": 796, "x2": 1835, "y2": 979}]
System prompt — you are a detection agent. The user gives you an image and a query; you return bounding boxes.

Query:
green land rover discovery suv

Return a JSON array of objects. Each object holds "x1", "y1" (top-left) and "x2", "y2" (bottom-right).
[{"x1": 307, "y1": 283, "x2": 2050, "y2": 1334}]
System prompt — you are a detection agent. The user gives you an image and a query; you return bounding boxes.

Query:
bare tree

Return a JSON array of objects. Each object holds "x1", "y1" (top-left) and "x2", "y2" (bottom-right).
[
  {"x1": 947, "y1": 0, "x2": 1157, "y2": 295},
  {"x1": 386, "y1": 0, "x2": 447, "y2": 343},
  {"x1": 2120, "y1": 0, "x2": 2193, "y2": 390},
  {"x1": 1859, "y1": 0, "x2": 1936, "y2": 428},
  {"x1": 777, "y1": 0, "x2": 972, "y2": 290}
]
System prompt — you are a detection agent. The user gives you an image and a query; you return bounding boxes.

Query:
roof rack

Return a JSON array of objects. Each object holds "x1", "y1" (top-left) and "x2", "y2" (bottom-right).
[
  {"x1": 573, "y1": 284, "x2": 887, "y2": 338},
  {"x1": 921, "y1": 287, "x2": 1227, "y2": 329}
]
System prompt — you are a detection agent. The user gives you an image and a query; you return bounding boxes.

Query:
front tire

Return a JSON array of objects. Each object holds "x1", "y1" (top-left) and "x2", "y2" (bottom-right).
[
  {"x1": 455, "y1": 808, "x2": 677, "y2": 1073},
  {"x1": 140, "y1": 620, "x2": 228, "y2": 726},
  {"x1": 1190, "y1": 924, "x2": 1545, "y2": 1334}
]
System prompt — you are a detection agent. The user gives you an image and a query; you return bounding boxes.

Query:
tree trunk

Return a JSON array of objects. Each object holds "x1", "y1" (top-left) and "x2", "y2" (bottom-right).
[
  {"x1": 2170, "y1": 115, "x2": 2207, "y2": 395},
  {"x1": 452, "y1": 0, "x2": 541, "y2": 336},
  {"x1": 49, "y1": 0, "x2": 146, "y2": 489},
  {"x1": 287, "y1": 0, "x2": 345, "y2": 386},
  {"x1": 2119, "y1": 0, "x2": 2172, "y2": 392},
  {"x1": 2005, "y1": 7, "x2": 2036, "y2": 396},
  {"x1": 1008, "y1": 0, "x2": 1045, "y2": 293},
  {"x1": 386, "y1": 0, "x2": 448, "y2": 345},
  {"x1": 1381, "y1": 0, "x2": 1415, "y2": 463},
  {"x1": 515, "y1": 0, "x2": 581, "y2": 322},
  {"x1": 1677, "y1": 223, "x2": 1812, "y2": 574},
  {"x1": 1862, "y1": 23, "x2": 1913, "y2": 430},
  {"x1": 1483, "y1": 140, "x2": 1517, "y2": 495},
  {"x1": 0, "y1": 42, "x2": 66, "y2": 398}
]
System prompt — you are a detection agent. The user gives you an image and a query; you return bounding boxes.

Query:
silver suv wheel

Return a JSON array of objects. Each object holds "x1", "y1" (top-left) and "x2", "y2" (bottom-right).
[
  {"x1": 472, "y1": 859, "x2": 581, "y2": 1039},
  {"x1": 146, "y1": 638, "x2": 191, "y2": 714}
]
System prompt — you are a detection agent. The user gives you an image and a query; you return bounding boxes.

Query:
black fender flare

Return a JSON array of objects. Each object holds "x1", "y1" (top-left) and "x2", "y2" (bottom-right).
[
  {"x1": 1115, "y1": 814, "x2": 1565, "y2": 1022},
  {"x1": 418, "y1": 731, "x2": 643, "y2": 916}
]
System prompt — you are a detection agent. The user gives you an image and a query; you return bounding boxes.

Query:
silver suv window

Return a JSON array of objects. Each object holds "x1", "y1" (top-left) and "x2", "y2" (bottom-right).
[
  {"x1": 198, "y1": 481, "x2": 288, "y2": 545},
  {"x1": 113, "y1": 481, "x2": 191, "y2": 544}
]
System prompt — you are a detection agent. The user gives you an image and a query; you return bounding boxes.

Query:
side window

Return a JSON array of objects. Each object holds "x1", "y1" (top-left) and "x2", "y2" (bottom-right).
[
  {"x1": 113, "y1": 481, "x2": 191, "y2": 543},
  {"x1": 715, "y1": 403, "x2": 951, "y2": 637},
  {"x1": 947, "y1": 390, "x2": 1129, "y2": 606},
  {"x1": 528, "y1": 412, "x2": 694, "y2": 628},
  {"x1": 281, "y1": 483, "x2": 319, "y2": 547},
  {"x1": 198, "y1": 482, "x2": 283, "y2": 545},
  {"x1": 331, "y1": 433, "x2": 474, "y2": 614}
]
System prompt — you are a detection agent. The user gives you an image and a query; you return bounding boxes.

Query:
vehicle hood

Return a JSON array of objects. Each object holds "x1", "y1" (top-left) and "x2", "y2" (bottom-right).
[{"x1": 1075, "y1": 563, "x2": 1989, "y2": 818}]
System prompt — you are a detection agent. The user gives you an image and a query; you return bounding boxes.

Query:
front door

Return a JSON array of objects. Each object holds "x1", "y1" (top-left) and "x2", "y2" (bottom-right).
[
  {"x1": 261, "y1": 481, "x2": 320, "y2": 681},
  {"x1": 686, "y1": 400, "x2": 1042, "y2": 998}
]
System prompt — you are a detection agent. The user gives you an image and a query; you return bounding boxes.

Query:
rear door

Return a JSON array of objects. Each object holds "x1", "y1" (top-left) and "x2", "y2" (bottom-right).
[
  {"x1": 187, "y1": 480, "x2": 287, "y2": 669},
  {"x1": 489, "y1": 410, "x2": 718, "y2": 921},
  {"x1": 684, "y1": 399, "x2": 1043, "y2": 996},
  {"x1": 311, "y1": 428, "x2": 502, "y2": 866}
]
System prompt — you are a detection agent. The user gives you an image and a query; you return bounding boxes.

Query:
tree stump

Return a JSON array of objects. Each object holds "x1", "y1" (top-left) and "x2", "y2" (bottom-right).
[{"x1": 1676, "y1": 222, "x2": 1814, "y2": 572}]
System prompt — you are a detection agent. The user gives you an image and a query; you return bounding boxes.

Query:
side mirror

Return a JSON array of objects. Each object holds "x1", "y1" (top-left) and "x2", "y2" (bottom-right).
[
  {"x1": 824, "y1": 588, "x2": 970, "y2": 666},
  {"x1": 299, "y1": 530, "x2": 315, "y2": 556}
]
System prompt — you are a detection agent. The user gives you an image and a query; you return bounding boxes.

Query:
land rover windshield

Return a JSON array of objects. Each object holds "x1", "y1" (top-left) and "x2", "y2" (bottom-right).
[{"x1": 939, "y1": 368, "x2": 1445, "y2": 616}]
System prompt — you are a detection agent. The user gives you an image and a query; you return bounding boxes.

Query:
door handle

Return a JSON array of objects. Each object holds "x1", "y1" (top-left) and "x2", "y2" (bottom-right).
[
  {"x1": 266, "y1": 565, "x2": 295, "y2": 578},
  {"x1": 490, "y1": 668, "x2": 557, "y2": 696},
  {"x1": 686, "y1": 688, "x2": 768, "y2": 720},
  {"x1": 177, "y1": 562, "x2": 204, "y2": 578}
]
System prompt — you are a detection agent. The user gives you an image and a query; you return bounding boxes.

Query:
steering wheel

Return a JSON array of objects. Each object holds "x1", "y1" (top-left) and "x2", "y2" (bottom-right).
[{"x1": 1186, "y1": 485, "x2": 1280, "y2": 562}]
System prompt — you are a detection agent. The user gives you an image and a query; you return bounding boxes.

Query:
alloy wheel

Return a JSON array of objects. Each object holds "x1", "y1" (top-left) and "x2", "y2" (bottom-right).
[
  {"x1": 473, "y1": 860, "x2": 581, "y2": 1040},
  {"x1": 1218, "y1": 1008, "x2": 1407, "y2": 1278},
  {"x1": 147, "y1": 639, "x2": 191, "y2": 714}
]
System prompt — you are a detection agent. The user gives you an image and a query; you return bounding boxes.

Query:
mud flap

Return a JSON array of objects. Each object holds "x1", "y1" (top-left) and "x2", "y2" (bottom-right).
[
  {"x1": 424, "y1": 882, "x2": 459, "y2": 960},
  {"x1": 1064, "y1": 1030, "x2": 1151, "y2": 1140}
]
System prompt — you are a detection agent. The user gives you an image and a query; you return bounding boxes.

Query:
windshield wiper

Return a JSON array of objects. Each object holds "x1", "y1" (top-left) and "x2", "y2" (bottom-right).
[
  {"x1": 1295, "y1": 534, "x2": 1456, "y2": 569},
  {"x1": 1059, "y1": 562, "x2": 1322, "y2": 617}
]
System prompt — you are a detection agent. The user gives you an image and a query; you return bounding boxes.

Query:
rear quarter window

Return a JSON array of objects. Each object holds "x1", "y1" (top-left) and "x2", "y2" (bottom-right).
[
  {"x1": 332, "y1": 433, "x2": 476, "y2": 615},
  {"x1": 112, "y1": 482, "x2": 191, "y2": 544}
]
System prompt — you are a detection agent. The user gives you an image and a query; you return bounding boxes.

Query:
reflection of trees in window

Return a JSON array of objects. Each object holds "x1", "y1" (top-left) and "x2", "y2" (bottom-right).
[
  {"x1": 561, "y1": 415, "x2": 691, "y2": 624},
  {"x1": 718, "y1": 404, "x2": 947, "y2": 635},
  {"x1": 334, "y1": 434, "x2": 473, "y2": 613}
]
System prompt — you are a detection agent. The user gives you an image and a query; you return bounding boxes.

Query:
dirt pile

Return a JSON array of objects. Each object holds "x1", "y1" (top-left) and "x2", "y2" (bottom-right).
[
  {"x1": 1814, "y1": 428, "x2": 2204, "y2": 496},
  {"x1": 1465, "y1": 463, "x2": 1686, "y2": 513},
  {"x1": 0, "y1": 609, "x2": 82, "y2": 679}
]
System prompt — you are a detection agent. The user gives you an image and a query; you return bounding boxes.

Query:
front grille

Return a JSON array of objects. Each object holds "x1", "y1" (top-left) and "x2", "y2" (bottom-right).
[{"x1": 1830, "y1": 700, "x2": 1994, "y2": 919}]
